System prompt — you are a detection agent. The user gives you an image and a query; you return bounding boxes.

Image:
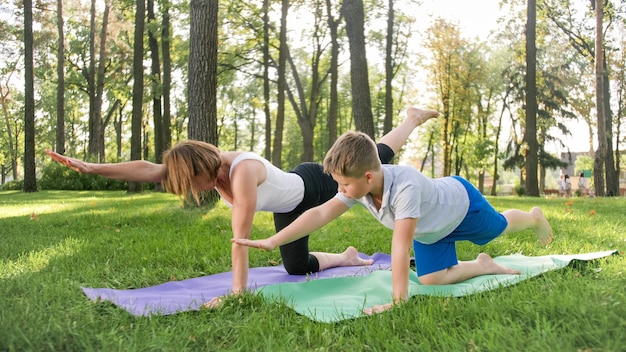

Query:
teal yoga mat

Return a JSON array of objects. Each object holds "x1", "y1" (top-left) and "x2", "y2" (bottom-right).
[{"x1": 258, "y1": 250, "x2": 618, "y2": 323}]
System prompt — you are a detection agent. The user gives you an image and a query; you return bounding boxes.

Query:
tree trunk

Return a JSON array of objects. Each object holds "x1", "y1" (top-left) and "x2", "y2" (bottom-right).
[
  {"x1": 602, "y1": 61, "x2": 618, "y2": 195},
  {"x1": 524, "y1": 0, "x2": 539, "y2": 196},
  {"x1": 129, "y1": 0, "x2": 146, "y2": 193},
  {"x1": 0, "y1": 73, "x2": 18, "y2": 181},
  {"x1": 55, "y1": 0, "x2": 65, "y2": 154},
  {"x1": 342, "y1": 0, "x2": 374, "y2": 137},
  {"x1": 593, "y1": 0, "x2": 606, "y2": 196},
  {"x1": 23, "y1": 0, "x2": 37, "y2": 192},
  {"x1": 147, "y1": 0, "x2": 163, "y2": 163},
  {"x1": 87, "y1": 0, "x2": 99, "y2": 159},
  {"x1": 188, "y1": 0, "x2": 219, "y2": 144},
  {"x1": 262, "y1": 0, "x2": 272, "y2": 160},
  {"x1": 162, "y1": 0, "x2": 172, "y2": 153},
  {"x1": 96, "y1": 1, "x2": 110, "y2": 161},
  {"x1": 272, "y1": 0, "x2": 289, "y2": 167},
  {"x1": 383, "y1": 0, "x2": 394, "y2": 135},
  {"x1": 325, "y1": 0, "x2": 339, "y2": 146}
]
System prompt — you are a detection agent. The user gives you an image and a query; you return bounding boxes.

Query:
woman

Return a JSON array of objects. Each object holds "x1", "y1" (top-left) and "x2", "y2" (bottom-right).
[{"x1": 47, "y1": 107, "x2": 439, "y2": 307}]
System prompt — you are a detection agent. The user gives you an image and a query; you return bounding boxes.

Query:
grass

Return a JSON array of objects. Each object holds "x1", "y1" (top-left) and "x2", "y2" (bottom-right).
[{"x1": 1, "y1": 190, "x2": 625, "y2": 351}]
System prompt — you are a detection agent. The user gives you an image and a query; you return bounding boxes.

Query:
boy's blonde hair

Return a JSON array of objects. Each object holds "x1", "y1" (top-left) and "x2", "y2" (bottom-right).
[
  {"x1": 162, "y1": 140, "x2": 221, "y2": 204},
  {"x1": 323, "y1": 131, "x2": 381, "y2": 178}
]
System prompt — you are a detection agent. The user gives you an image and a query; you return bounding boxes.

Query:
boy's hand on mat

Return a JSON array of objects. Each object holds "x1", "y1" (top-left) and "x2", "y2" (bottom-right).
[
  {"x1": 363, "y1": 303, "x2": 395, "y2": 315},
  {"x1": 231, "y1": 238, "x2": 276, "y2": 251}
]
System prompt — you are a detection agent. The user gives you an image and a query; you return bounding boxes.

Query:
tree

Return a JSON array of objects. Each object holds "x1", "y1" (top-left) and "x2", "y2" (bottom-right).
[
  {"x1": 129, "y1": 0, "x2": 146, "y2": 193},
  {"x1": 384, "y1": 0, "x2": 395, "y2": 135},
  {"x1": 23, "y1": 0, "x2": 37, "y2": 192},
  {"x1": 55, "y1": 0, "x2": 65, "y2": 154},
  {"x1": 325, "y1": 0, "x2": 340, "y2": 147},
  {"x1": 188, "y1": 0, "x2": 218, "y2": 144},
  {"x1": 543, "y1": 0, "x2": 620, "y2": 196},
  {"x1": 525, "y1": 0, "x2": 539, "y2": 196},
  {"x1": 272, "y1": 0, "x2": 289, "y2": 167},
  {"x1": 593, "y1": 0, "x2": 606, "y2": 196},
  {"x1": 161, "y1": 0, "x2": 172, "y2": 155},
  {"x1": 341, "y1": 0, "x2": 374, "y2": 137},
  {"x1": 147, "y1": 0, "x2": 163, "y2": 163},
  {"x1": 262, "y1": 0, "x2": 272, "y2": 160}
]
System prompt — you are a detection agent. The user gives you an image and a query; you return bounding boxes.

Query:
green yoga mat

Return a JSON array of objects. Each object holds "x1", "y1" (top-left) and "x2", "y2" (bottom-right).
[{"x1": 258, "y1": 250, "x2": 618, "y2": 323}]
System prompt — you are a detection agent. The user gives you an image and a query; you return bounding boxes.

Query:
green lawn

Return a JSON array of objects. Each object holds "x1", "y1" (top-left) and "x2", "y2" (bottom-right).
[{"x1": 1, "y1": 190, "x2": 625, "y2": 351}]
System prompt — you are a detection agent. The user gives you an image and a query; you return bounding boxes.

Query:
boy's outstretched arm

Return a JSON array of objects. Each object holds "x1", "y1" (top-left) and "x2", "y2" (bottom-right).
[
  {"x1": 232, "y1": 197, "x2": 350, "y2": 250},
  {"x1": 364, "y1": 218, "x2": 417, "y2": 315}
]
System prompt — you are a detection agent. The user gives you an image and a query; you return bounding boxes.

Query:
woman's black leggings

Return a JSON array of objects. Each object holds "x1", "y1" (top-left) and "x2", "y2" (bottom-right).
[{"x1": 273, "y1": 144, "x2": 395, "y2": 274}]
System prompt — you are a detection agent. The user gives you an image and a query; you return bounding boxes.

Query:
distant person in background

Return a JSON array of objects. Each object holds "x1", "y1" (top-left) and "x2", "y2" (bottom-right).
[
  {"x1": 558, "y1": 175, "x2": 572, "y2": 197},
  {"x1": 577, "y1": 173, "x2": 586, "y2": 195}
]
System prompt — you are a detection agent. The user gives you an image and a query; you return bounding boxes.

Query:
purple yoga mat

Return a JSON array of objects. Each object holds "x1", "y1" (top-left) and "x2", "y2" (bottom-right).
[{"x1": 82, "y1": 252, "x2": 391, "y2": 316}]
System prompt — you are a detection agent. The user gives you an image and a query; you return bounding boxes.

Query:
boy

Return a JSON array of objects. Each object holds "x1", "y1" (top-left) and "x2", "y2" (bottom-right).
[{"x1": 233, "y1": 131, "x2": 554, "y2": 314}]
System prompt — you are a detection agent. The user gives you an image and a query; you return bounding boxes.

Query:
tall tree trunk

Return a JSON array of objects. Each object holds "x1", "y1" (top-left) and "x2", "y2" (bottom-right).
[
  {"x1": 383, "y1": 0, "x2": 394, "y2": 135},
  {"x1": 96, "y1": 1, "x2": 110, "y2": 161},
  {"x1": 23, "y1": 0, "x2": 37, "y2": 192},
  {"x1": 87, "y1": 0, "x2": 100, "y2": 159},
  {"x1": 524, "y1": 0, "x2": 539, "y2": 197},
  {"x1": 602, "y1": 59, "x2": 618, "y2": 195},
  {"x1": 188, "y1": 0, "x2": 218, "y2": 144},
  {"x1": 342, "y1": 0, "x2": 374, "y2": 137},
  {"x1": 1, "y1": 72, "x2": 18, "y2": 181},
  {"x1": 147, "y1": 0, "x2": 163, "y2": 163},
  {"x1": 55, "y1": 0, "x2": 65, "y2": 154},
  {"x1": 491, "y1": 90, "x2": 510, "y2": 196},
  {"x1": 325, "y1": 0, "x2": 339, "y2": 146},
  {"x1": 161, "y1": 0, "x2": 172, "y2": 152},
  {"x1": 272, "y1": 0, "x2": 289, "y2": 167},
  {"x1": 263, "y1": 0, "x2": 272, "y2": 160},
  {"x1": 593, "y1": 0, "x2": 606, "y2": 196},
  {"x1": 129, "y1": 0, "x2": 146, "y2": 193}
]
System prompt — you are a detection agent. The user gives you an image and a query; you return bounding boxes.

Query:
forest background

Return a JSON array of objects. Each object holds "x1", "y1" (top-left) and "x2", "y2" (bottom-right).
[{"x1": 1, "y1": 0, "x2": 626, "y2": 196}]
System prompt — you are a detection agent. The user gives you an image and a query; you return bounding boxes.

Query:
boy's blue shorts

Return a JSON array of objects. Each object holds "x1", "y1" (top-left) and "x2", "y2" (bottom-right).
[{"x1": 413, "y1": 176, "x2": 508, "y2": 277}]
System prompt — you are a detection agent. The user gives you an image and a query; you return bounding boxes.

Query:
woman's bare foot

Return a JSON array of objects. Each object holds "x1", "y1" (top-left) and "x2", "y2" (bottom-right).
[
  {"x1": 531, "y1": 207, "x2": 553, "y2": 246},
  {"x1": 312, "y1": 246, "x2": 374, "y2": 271},
  {"x1": 343, "y1": 246, "x2": 374, "y2": 266},
  {"x1": 407, "y1": 107, "x2": 439, "y2": 126},
  {"x1": 476, "y1": 253, "x2": 520, "y2": 275}
]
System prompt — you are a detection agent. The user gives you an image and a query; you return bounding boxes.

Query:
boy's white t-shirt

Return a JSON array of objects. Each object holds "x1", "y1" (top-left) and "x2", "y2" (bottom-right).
[
  {"x1": 335, "y1": 165, "x2": 470, "y2": 244},
  {"x1": 218, "y1": 152, "x2": 305, "y2": 213}
]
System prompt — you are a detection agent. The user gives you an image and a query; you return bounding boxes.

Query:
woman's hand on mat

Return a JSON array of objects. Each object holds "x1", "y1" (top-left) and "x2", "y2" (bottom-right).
[
  {"x1": 45, "y1": 149, "x2": 90, "y2": 174},
  {"x1": 231, "y1": 238, "x2": 276, "y2": 251},
  {"x1": 363, "y1": 303, "x2": 395, "y2": 315}
]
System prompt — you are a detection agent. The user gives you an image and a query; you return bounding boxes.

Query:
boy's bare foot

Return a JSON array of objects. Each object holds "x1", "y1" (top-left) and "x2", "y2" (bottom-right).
[
  {"x1": 343, "y1": 246, "x2": 374, "y2": 266},
  {"x1": 531, "y1": 207, "x2": 553, "y2": 246},
  {"x1": 476, "y1": 253, "x2": 520, "y2": 275},
  {"x1": 407, "y1": 107, "x2": 439, "y2": 126}
]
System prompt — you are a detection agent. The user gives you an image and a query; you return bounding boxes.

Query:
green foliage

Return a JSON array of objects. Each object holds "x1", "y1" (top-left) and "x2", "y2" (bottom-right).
[
  {"x1": 0, "y1": 179, "x2": 23, "y2": 191},
  {"x1": 38, "y1": 162, "x2": 128, "y2": 191},
  {"x1": 575, "y1": 155, "x2": 594, "y2": 175},
  {"x1": 514, "y1": 183, "x2": 526, "y2": 196}
]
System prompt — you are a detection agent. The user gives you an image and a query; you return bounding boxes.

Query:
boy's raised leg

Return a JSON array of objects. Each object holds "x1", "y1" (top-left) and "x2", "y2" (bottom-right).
[{"x1": 501, "y1": 207, "x2": 553, "y2": 246}]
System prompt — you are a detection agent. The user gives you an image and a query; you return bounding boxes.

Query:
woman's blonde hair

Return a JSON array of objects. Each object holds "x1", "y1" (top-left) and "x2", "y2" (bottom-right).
[
  {"x1": 162, "y1": 140, "x2": 221, "y2": 204},
  {"x1": 323, "y1": 131, "x2": 381, "y2": 178}
]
